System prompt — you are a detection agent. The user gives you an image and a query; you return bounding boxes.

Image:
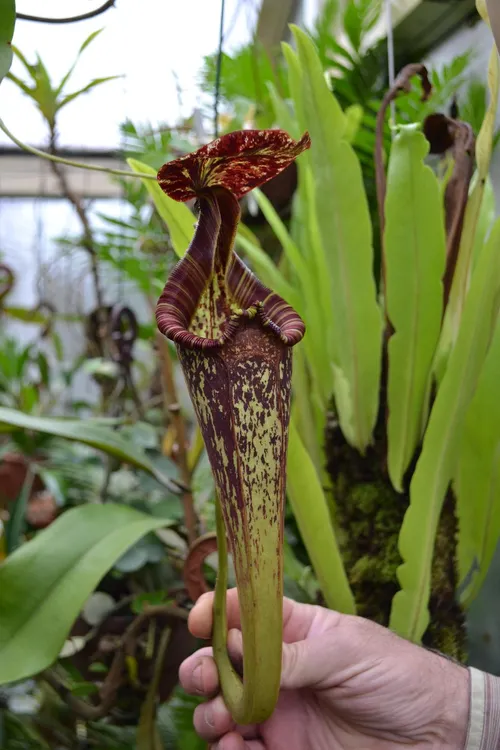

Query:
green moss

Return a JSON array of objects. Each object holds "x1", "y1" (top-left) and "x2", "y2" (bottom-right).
[
  {"x1": 332, "y1": 475, "x2": 404, "y2": 624},
  {"x1": 423, "y1": 492, "x2": 467, "y2": 661},
  {"x1": 325, "y1": 417, "x2": 466, "y2": 659}
]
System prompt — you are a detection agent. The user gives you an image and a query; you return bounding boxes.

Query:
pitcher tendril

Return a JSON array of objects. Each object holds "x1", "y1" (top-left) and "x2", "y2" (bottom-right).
[{"x1": 155, "y1": 129, "x2": 309, "y2": 724}]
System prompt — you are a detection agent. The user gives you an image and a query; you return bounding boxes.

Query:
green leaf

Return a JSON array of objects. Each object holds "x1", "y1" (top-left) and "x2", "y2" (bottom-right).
[
  {"x1": 79, "y1": 27, "x2": 103, "y2": 54},
  {"x1": 6, "y1": 71, "x2": 34, "y2": 98},
  {"x1": 253, "y1": 188, "x2": 307, "y2": 279},
  {"x1": 471, "y1": 175, "x2": 496, "y2": 273},
  {"x1": 287, "y1": 418, "x2": 355, "y2": 614},
  {"x1": 19, "y1": 383, "x2": 39, "y2": 412},
  {"x1": 0, "y1": 0, "x2": 15, "y2": 85},
  {"x1": 385, "y1": 125, "x2": 446, "y2": 491},
  {"x1": 281, "y1": 41, "x2": 316, "y2": 134},
  {"x1": 89, "y1": 661, "x2": 108, "y2": 673},
  {"x1": 267, "y1": 82, "x2": 297, "y2": 136},
  {"x1": 127, "y1": 158, "x2": 194, "y2": 258},
  {"x1": 455, "y1": 319, "x2": 500, "y2": 606},
  {"x1": 344, "y1": 103, "x2": 363, "y2": 143},
  {"x1": 291, "y1": 26, "x2": 383, "y2": 452},
  {"x1": 131, "y1": 591, "x2": 166, "y2": 615},
  {"x1": 269, "y1": 77, "x2": 334, "y2": 369},
  {"x1": 157, "y1": 688, "x2": 204, "y2": 750},
  {"x1": 3, "y1": 305, "x2": 79, "y2": 325},
  {"x1": 55, "y1": 29, "x2": 104, "y2": 97},
  {"x1": 32, "y1": 54, "x2": 57, "y2": 126},
  {"x1": 0, "y1": 408, "x2": 178, "y2": 492},
  {"x1": 234, "y1": 233, "x2": 298, "y2": 309},
  {"x1": 291, "y1": 342, "x2": 324, "y2": 472},
  {"x1": 10, "y1": 44, "x2": 36, "y2": 79},
  {"x1": 58, "y1": 76, "x2": 121, "y2": 110},
  {"x1": 279, "y1": 46, "x2": 341, "y2": 417},
  {"x1": 343, "y1": 0, "x2": 363, "y2": 52},
  {"x1": 252, "y1": 184, "x2": 332, "y2": 410},
  {"x1": 441, "y1": 45, "x2": 499, "y2": 366},
  {"x1": 70, "y1": 681, "x2": 99, "y2": 697},
  {"x1": 390, "y1": 218, "x2": 500, "y2": 642},
  {"x1": 37, "y1": 351, "x2": 50, "y2": 388},
  {"x1": 0, "y1": 503, "x2": 172, "y2": 685}
]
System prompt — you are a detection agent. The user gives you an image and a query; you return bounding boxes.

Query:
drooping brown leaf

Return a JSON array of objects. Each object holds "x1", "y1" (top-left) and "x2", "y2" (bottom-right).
[
  {"x1": 423, "y1": 113, "x2": 475, "y2": 310},
  {"x1": 183, "y1": 533, "x2": 217, "y2": 602}
]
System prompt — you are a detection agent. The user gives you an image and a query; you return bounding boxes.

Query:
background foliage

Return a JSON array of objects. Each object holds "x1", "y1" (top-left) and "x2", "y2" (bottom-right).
[{"x1": 1, "y1": 0, "x2": 499, "y2": 745}]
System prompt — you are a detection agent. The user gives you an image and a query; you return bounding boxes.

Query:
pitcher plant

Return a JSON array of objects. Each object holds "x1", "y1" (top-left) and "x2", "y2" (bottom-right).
[{"x1": 155, "y1": 129, "x2": 310, "y2": 723}]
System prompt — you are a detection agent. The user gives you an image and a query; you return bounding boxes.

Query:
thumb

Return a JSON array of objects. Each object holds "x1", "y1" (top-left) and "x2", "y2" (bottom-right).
[
  {"x1": 227, "y1": 629, "x2": 328, "y2": 692},
  {"x1": 228, "y1": 600, "x2": 351, "y2": 692},
  {"x1": 280, "y1": 611, "x2": 354, "y2": 691},
  {"x1": 280, "y1": 638, "x2": 325, "y2": 690}
]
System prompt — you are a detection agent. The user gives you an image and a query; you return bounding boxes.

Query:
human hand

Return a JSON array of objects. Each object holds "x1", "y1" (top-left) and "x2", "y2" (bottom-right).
[{"x1": 179, "y1": 589, "x2": 469, "y2": 750}]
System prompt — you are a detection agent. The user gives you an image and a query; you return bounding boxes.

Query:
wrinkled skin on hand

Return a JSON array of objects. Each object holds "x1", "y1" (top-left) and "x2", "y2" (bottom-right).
[{"x1": 179, "y1": 590, "x2": 469, "y2": 750}]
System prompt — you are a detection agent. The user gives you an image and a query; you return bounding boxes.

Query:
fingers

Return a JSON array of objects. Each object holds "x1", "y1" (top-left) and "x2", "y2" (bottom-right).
[
  {"x1": 180, "y1": 634, "x2": 260, "y2": 745},
  {"x1": 180, "y1": 630, "x2": 243, "y2": 697},
  {"x1": 179, "y1": 649, "x2": 218, "y2": 696},
  {"x1": 210, "y1": 734, "x2": 265, "y2": 750},
  {"x1": 188, "y1": 588, "x2": 326, "y2": 643},
  {"x1": 282, "y1": 596, "x2": 335, "y2": 643},
  {"x1": 188, "y1": 589, "x2": 240, "y2": 639},
  {"x1": 180, "y1": 631, "x2": 337, "y2": 700},
  {"x1": 193, "y1": 695, "x2": 259, "y2": 743},
  {"x1": 193, "y1": 695, "x2": 235, "y2": 741},
  {"x1": 186, "y1": 588, "x2": 362, "y2": 694}
]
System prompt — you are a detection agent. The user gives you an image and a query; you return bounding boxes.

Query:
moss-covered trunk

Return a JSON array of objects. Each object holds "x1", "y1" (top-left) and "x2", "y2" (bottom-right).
[{"x1": 325, "y1": 413, "x2": 466, "y2": 661}]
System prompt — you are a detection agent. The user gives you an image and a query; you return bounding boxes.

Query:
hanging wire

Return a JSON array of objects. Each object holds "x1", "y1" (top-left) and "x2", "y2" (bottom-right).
[
  {"x1": 117, "y1": 74, "x2": 129, "y2": 307},
  {"x1": 214, "y1": 0, "x2": 226, "y2": 138},
  {"x1": 385, "y1": 0, "x2": 396, "y2": 126}
]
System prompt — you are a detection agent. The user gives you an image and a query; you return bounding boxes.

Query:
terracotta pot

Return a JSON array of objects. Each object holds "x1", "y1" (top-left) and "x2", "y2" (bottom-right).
[{"x1": 0, "y1": 453, "x2": 44, "y2": 509}]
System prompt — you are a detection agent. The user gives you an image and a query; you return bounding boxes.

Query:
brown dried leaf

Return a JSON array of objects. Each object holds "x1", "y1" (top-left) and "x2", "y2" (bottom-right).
[{"x1": 423, "y1": 113, "x2": 475, "y2": 309}]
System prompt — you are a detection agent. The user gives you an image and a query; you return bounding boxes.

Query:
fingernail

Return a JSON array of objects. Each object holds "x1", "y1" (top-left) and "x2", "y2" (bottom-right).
[
  {"x1": 205, "y1": 706, "x2": 215, "y2": 728},
  {"x1": 192, "y1": 663, "x2": 203, "y2": 692}
]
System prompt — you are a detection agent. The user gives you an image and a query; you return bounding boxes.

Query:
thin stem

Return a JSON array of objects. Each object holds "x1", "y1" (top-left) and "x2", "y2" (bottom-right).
[
  {"x1": 156, "y1": 333, "x2": 198, "y2": 544},
  {"x1": 0, "y1": 118, "x2": 156, "y2": 180},
  {"x1": 49, "y1": 127, "x2": 104, "y2": 310},
  {"x1": 17, "y1": 0, "x2": 116, "y2": 24},
  {"x1": 99, "y1": 457, "x2": 115, "y2": 502},
  {"x1": 385, "y1": 0, "x2": 396, "y2": 126},
  {"x1": 214, "y1": 0, "x2": 226, "y2": 138},
  {"x1": 122, "y1": 604, "x2": 188, "y2": 657},
  {"x1": 43, "y1": 669, "x2": 117, "y2": 720},
  {"x1": 43, "y1": 603, "x2": 186, "y2": 721},
  {"x1": 123, "y1": 370, "x2": 145, "y2": 420}
]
